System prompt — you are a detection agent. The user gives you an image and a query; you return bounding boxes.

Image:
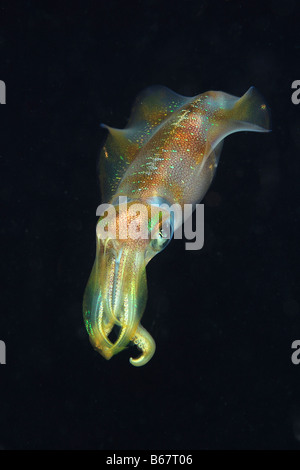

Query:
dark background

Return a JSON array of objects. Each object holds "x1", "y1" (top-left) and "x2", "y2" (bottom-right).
[{"x1": 1, "y1": 0, "x2": 300, "y2": 450}]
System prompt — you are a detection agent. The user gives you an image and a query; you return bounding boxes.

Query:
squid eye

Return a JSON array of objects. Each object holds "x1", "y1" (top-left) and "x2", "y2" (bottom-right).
[{"x1": 150, "y1": 220, "x2": 173, "y2": 252}]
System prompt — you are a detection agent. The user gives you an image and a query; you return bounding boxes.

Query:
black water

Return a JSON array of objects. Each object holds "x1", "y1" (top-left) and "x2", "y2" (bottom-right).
[{"x1": 1, "y1": 0, "x2": 300, "y2": 449}]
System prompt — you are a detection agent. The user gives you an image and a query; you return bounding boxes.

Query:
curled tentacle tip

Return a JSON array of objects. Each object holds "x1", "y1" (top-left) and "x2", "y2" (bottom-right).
[
  {"x1": 129, "y1": 354, "x2": 151, "y2": 367},
  {"x1": 129, "y1": 345, "x2": 156, "y2": 367}
]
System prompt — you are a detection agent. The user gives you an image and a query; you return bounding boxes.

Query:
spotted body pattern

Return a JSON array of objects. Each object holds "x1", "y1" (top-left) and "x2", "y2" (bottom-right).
[{"x1": 83, "y1": 86, "x2": 270, "y2": 366}]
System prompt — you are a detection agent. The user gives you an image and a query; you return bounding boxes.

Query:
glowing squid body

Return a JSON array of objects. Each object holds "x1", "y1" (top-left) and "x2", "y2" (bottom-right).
[{"x1": 83, "y1": 85, "x2": 270, "y2": 366}]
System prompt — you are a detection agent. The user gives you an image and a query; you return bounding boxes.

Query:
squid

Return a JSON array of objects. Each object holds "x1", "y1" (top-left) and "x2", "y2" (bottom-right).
[{"x1": 83, "y1": 85, "x2": 270, "y2": 366}]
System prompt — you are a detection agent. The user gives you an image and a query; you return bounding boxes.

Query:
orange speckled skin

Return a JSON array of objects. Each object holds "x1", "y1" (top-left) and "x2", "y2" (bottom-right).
[
  {"x1": 115, "y1": 103, "x2": 208, "y2": 205},
  {"x1": 83, "y1": 86, "x2": 271, "y2": 367}
]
